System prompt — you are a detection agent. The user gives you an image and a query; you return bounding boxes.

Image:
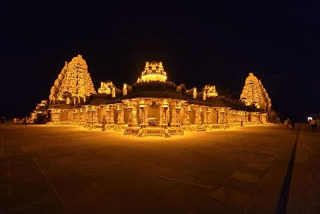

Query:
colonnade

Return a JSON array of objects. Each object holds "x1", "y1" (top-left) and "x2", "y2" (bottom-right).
[{"x1": 49, "y1": 98, "x2": 268, "y2": 133}]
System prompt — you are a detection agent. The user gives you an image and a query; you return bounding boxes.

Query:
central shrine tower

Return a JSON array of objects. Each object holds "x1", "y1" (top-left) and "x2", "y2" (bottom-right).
[
  {"x1": 137, "y1": 61, "x2": 167, "y2": 83},
  {"x1": 240, "y1": 73, "x2": 271, "y2": 113}
]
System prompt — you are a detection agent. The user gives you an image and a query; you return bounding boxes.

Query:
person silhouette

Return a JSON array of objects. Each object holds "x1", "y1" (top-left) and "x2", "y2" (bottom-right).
[{"x1": 310, "y1": 118, "x2": 317, "y2": 132}]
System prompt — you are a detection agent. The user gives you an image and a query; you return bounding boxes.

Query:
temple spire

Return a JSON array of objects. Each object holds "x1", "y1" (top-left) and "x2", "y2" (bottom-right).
[
  {"x1": 49, "y1": 54, "x2": 96, "y2": 102},
  {"x1": 137, "y1": 61, "x2": 167, "y2": 83},
  {"x1": 240, "y1": 73, "x2": 272, "y2": 112}
]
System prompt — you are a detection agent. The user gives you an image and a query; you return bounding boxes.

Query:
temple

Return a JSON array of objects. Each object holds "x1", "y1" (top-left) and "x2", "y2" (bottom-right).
[{"x1": 30, "y1": 55, "x2": 272, "y2": 137}]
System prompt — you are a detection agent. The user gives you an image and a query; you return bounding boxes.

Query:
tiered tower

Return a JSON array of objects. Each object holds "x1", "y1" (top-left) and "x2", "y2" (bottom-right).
[
  {"x1": 240, "y1": 73, "x2": 271, "y2": 113},
  {"x1": 137, "y1": 61, "x2": 167, "y2": 83},
  {"x1": 49, "y1": 54, "x2": 96, "y2": 103}
]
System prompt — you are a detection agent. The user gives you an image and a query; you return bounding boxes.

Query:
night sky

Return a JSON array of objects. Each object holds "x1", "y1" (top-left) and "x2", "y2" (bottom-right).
[{"x1": 1, "y1": 1, "x2": 320, "y2": 121}]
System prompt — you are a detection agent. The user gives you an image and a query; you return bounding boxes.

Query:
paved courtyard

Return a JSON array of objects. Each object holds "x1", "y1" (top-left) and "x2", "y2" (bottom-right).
[{"x1": 0, "y1": 124, "x2": 318, "y2": 213}]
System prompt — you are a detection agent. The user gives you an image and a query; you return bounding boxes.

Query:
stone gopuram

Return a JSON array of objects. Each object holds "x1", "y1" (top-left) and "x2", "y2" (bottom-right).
[
  {"x1": 49, "y1": 54, "x2": 96, "y2": 105},
  {"x1": 31, "y1": 56, "x2": 271, "y2": 137},
  {"x1": 240, "y1": 73, "x2": 272, "y2": 114}
]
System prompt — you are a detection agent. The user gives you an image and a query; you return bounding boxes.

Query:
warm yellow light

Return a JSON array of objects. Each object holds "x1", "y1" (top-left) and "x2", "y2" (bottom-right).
[
  {"x1": 203, "y1": 85, "x2": 218, "y2": 97},
  {"x1": 139, "y1": 100, "x2": 146, "y2": 108},
  {"x1": 49, "y1": 54, "x2": 96, "y2": 102},
  {"x1": 98, "y1": 81, "x2": 116, "y2": 97},
  {"x1": 137, "y1": 61, "x2": 167, "y2": 83}
]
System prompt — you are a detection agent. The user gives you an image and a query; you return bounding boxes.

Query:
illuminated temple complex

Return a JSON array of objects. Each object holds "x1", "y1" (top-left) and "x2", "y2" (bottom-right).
[{"x1": 30, "y1": 55, "x2": 272, "y2": 136}]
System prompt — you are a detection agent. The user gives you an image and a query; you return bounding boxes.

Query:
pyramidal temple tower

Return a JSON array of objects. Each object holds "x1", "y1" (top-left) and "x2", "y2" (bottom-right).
[
  {"x1": 137, "y1": 61, "x2": 167, "y2": 83},
  {"x1": 49, "y1": 54, "x2": 96, "y2": 104},
  {"x1": 240, "y1": 73, "x2": 272, "y2": 113}
]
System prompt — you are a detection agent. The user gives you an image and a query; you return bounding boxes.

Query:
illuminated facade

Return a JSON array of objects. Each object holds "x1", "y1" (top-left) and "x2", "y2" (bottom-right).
[
  {"x1": 137, "y1": 61, "x2": 167, "y2": 83},
  {"x1": 31, "y1": 56, "x2": 270, "y2": 136},
  {"x1": 240, "y1": 73, "x2": 272, "y2": 114},
  {"x1": 49, "y1": 54, "x2": 96, "y2": 104}
]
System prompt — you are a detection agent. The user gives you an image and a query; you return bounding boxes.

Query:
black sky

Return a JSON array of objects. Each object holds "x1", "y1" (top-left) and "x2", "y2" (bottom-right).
[{"x1": 1, "y1": 1, "x2": 320, "y2": 121}]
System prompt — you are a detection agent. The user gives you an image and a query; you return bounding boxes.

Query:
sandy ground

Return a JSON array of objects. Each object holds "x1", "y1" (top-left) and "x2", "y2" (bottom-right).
[{"x1": 0, "y1": 124, "x2": 316, "y2": 214}]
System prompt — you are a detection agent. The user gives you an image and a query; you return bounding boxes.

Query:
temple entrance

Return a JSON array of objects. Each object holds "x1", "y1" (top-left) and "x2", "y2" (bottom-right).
[{"x1": 147, "y1": 102, "x2": 160, "y2": 126}]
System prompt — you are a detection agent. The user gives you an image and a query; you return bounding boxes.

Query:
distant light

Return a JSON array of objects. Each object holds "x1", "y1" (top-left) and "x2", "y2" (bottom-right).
[{"x1": 308, "y1": 116, "x2": 312, "y2": 122}]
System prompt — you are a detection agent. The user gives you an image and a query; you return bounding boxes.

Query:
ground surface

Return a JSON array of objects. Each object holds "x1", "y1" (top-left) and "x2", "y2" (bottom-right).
[{"x1": 0, "y1": 124, "x2": 318, "y2": 214}]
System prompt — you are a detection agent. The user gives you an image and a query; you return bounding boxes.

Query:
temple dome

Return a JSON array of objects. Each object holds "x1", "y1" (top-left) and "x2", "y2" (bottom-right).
[{"x1": 137, "y1": 61, "x2": 167, "y2": 83}]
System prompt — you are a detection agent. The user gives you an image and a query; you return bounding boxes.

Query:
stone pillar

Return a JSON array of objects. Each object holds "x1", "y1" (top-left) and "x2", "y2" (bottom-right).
[
  {"x1": 127, "y1": 107, "x2": 132, "y2": 126},
  {"x1": 249, "y1": 112, "x2": 255, "y2": 122},
  {"x1": 224, "y1": 108, "x2": 228, "y2": 123},
  {"x1": 231, "y1": 110, "x2": 235, "y2": 123},
  {"x1": 139, "y1": 106, "x2": 145, "y2": 126},
  {"x1": 183, "y1": 105, "x2": 191, "y2": 125},
  {"x1": 239, "y1": 111, "x2": 243, "y2": 122},
  {"x1": 116, "y1": 105, "x2": 124, "y2": 125},
  {"x1": 76, "y1": 109, "x2": 80, "y2": 122},
  {"x1": 79, "y1": 109, "x2": 83, "y2": 122},
  {"x1": 106, "y1": 106, "x2": 111, "y2": 123},
  {"x1": 207, "y1": 108, "x2": 212, "y2": 124},
  {"x1": 171, "y1": 102, "x2": 178, "y2": 126},
  {"x1": 79, "y1": 108, "x2": 85, "y2": 122},
  {"x1": 194, "y1": 106, "x2": 202, "y2": 125},
  {"x1": 138, "y1": 100, "x2": 147, "y2": 127},
  {"x1": 131, "y1": 105, "x2": 138, "y2": 126},
  {"x1": 234, "y1": 111, "x2": 238, "y2": 122},
  {"x1": 159, "y1": 104, "x2": 163, "y2": 126},
  {"x1": 72, "y1": 109, "x2": 76, "y2": 122},
  {"x1": 161, "y1": 100, "x2": 169, "y2": 127},
  {"x1": 77, "y1": 109, "x2": 81, "y2": 122},
  {"x1": 51, "y1": 109, "x2": 60, "y2": 122},
  {"x1": 144, "y1": 104, "x2": 148, "y2": 126},
  {"x1": 110, "y1": 105, "x2": 115, "y2": 124},
  {"x1": 216, "y1": 109, "x2": 220, "y2": 123},
  {"x1": 235, "y1": 111, "x2": 238, "y2": 122},
  {"x1": 222, "y1": 111, "x2": 225, "y2": 124},
  {"x1": 105, "y1": 105, "x2": 113, "y2": 127},
  {"x1": 93, "y1": 106, "x2": 99, "y2": 124},
  {"x1": 166, "y1": 103, "x2": 170, "y2": 125},
  {"x1": 162, "y1": 107, "x2": 168, "y2": 127},
  {"x1": 127, "y1": 102, "x2": 138, "y2": 127},
  {"x1": 176, "y1": 105, "x2": 182, "y2": 126},
  {"x1": 85, "y1": 106, "x2": 91, "y2": 124},
  {"x1": 66, "y1": 110, "x2": 71, "y2": 122},
  {"x1": 203, "y1": 107, "x2": 207, "y2": 124}
]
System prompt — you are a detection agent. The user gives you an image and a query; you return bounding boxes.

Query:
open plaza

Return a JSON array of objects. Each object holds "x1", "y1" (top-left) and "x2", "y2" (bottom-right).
[{"x1": 1, "y1": 124, "x2": 319, "y2": 213}]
